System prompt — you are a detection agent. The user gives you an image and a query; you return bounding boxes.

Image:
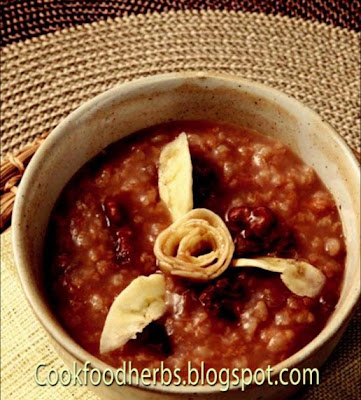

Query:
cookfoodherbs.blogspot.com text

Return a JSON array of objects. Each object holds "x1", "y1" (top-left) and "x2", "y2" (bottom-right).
[{"x1": 34, "y1": 361, "x2": 320, "y2": 392}]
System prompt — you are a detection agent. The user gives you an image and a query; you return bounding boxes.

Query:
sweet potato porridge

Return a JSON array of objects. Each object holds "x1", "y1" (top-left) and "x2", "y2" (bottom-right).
[{"x1": 45, "y1": 120, "x2": 345, "y2": 375}]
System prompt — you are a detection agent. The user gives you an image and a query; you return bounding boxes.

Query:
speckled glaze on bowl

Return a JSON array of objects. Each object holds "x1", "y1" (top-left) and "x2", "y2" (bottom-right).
[{"x1": 12, "y1": 73, "x2": 360, "y2": 400}]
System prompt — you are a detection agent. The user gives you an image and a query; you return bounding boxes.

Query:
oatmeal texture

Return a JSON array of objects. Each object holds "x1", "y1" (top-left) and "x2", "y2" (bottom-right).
[{"x1": 46, "y1": 121, "x2": 345, "y2": 375}]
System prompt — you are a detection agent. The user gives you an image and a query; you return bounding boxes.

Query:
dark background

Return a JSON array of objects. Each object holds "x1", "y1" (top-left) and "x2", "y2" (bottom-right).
[{"x1": 1, "y1": 0, "x2": 360, "y2": 47}]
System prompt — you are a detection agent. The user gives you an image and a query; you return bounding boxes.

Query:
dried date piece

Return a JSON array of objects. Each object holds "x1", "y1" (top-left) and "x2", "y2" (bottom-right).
[
  {"x1": 199, "y1": 273, "x2": 244, "y2": 320},
  {"x1": 102, "y1": 199, "x2": 126, "y2": 227},
  {"x1": 226, "y1": 206, "x2": 296, "y2": 258},
  {"x1": 192, "y1": 155, "x2": 220, "y2": 208},
  {"x1": 137, "y1": 321, "x2": 173, "y2": 356},
  {"x1": 114, "y1": 227, "x2": 133, "y2": 263},
  {"x1": 101, "y1": 198, "x2": 133, "y2": 264}
]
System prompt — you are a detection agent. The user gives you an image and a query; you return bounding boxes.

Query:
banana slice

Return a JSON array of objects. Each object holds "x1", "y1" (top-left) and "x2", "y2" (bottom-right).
[
  {"x1": 99, "y1": 274, "x2": 166, "y2": 354},
  {"x1": 231, "y1": 257, "x2": 325, "y2": 298},
  {"x1": 280, "y1": 260, "x2": 326, "y2": 298},
  {"x1": 158, "y1": 133, "x2": 193, "y2": 221}
]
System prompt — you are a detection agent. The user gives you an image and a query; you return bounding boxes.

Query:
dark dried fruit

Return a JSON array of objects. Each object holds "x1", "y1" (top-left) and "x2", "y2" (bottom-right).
[
  {"x1": 199, "y1": 273, "x2": 244, "y2": 320},
  {"x1": 218, "y1": 299, "x2": 240, "y2": 321},
  {"x1": 227, "y1": 206, "x2": 251, "y2": 225},
  {"x1": 199, "y1": 286, "x2": 217, "y2": 310},
  {"x1": 102, "y1": 199, "x2": 126, "y2": 227},
  {"x1": 226, "y1": 206, "x2": 276, "y2": 237},
  {"x1": 114, "y1": 227, "x2": 133, "y2": 263},
  {"x1": 234, "y1": 233, "x2": 264, "y2": 256},
  {"x1": 192, "y1": 156, "x2": 219, "y2": 208},
  {"x1": 271, "y1": 222, "x2": 296, "y2": 258},
  {"x1": 137, "y1": 322, "x2": 173, "y2": 356},
  {"x1": 101, "y1": 198, "x2": 135, "y2": 264},
  {"x1": 248, "y1": 207, "x2": 276, "y2": 238},
  {"x1": 319, "y1": 291, "x2": 338, "y2": 312},
  {"x1": 226, "y1": 205, "x2": 297, "y2": 258}
]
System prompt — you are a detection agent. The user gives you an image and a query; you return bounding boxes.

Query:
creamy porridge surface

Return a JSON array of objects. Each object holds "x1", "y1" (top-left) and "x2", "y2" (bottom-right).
[{"x1": 46, "y1": 121, "x2": 345, "y2": 375}]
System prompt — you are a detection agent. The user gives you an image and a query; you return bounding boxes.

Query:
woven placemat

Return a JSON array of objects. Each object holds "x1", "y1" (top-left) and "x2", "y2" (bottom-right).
[
  {"x1": 2, "y1": 0, "x2": 360, "y2": 47},
  {"x1": 1, "y1": 10, "x2": 360, "y2": 156},
  {"x1": 1, "y1": 10, "x2": 360, "y2": 400}
]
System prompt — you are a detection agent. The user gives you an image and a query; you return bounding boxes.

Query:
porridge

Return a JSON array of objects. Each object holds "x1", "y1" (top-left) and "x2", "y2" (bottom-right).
[{"x1": 45, "y1": 121, "x2": 345, "y2": 376}]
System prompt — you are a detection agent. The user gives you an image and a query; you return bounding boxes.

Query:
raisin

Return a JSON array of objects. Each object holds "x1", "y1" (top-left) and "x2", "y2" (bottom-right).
[
  {"x1": 199, "y1": 272, "x2": 244, "y2": 320},
  {"x1": 248, "y1": 207, "x2": 276, "y2": 238},
  {"x1": 101, "y1": 199, "x2": 135, "y2": 264},
  {"x1": 114, "y1": 227, "x2": 133, "y2": 263},
  {"x1": 192, "y1": 156, "x2": 219, "y2": 207}
]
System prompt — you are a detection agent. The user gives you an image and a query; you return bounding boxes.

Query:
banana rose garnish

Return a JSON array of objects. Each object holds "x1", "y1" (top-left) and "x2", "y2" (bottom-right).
[
  {"x1": 154, "y1": 208, "x2": 234, "y2": 281},
  {"x1": 232, "y1": 257, "x2": 326, "y2": 298},
  {"x1": 155, "y1": 133, "x2": 326, "y2": 297}
]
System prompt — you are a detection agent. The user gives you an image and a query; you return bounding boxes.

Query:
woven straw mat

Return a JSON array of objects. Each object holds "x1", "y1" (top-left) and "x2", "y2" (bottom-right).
[
  {"x1": 2, "y1": 0, "x2": 360, "y2": 45},
  {"x1": 1, "y1": 10, "x2": 360, "y2": 400}
]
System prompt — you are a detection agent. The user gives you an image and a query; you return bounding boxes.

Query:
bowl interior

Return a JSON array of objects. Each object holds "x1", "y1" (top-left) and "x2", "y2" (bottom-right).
[{"x1": 12, "y1": 73, "x2": 360, "y2": 391}]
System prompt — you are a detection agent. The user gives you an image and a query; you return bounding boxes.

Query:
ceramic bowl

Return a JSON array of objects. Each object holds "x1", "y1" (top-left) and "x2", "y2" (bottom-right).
[{"x1": 12, "y1": 73, "x2": 360, "y2": 400}]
